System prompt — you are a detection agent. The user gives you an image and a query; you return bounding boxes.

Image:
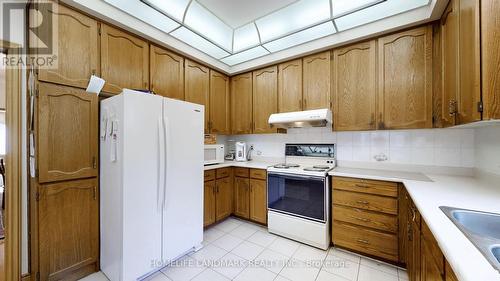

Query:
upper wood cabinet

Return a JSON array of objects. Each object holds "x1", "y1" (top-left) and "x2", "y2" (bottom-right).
[
  {"x1": 38, "y1": 178, "x2": 98, "y2": 280},
  {"x1": 150, "y1": 45, "x2": 184, "y2": 100},
  {"x1": 37, "y1": 4, "x2": 98, "y2": 89},
  {"x1": 210, "y1": 70, "x2": 231, "y2": 134},
  {"x1": 278, "y1": 59, "x2": 303, "y2": 113},
  {"x1": 38, "y1": 82, "x2": 98, "y2": 183},
  {"x1": 185, "y1": 59, "x2": 210, "y2": 132},
  {"x1": 100, "y1": 24, "x2": 149, "y2": 94},
  {"x1": 481, "y1": 0, "x2": 500, "y2": 119},
  {"x1": 333, "y1": 41, "x2": 377, "y2": 131},
  {"x1": 231, "y1": 73, "x2": 253, "y2": 134},
  {"x1": 378, "y1": 26, "x2": 433, "y2": 129},
  {"x1": 303, "y1": 51, "x2": 331, "y2": 110},
  {"x1": 253, "y1": 66, "x2": 278, "y2": 134}
]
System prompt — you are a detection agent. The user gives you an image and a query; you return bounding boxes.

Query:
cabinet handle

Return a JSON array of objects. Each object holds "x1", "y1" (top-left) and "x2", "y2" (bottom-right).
[
  {"x1": 355, "y1": 184, "x2": 370, "y2": 188},
  {"x1": 92, "y1": 156, "x2": 97, "y2": 169},
  {"x1": 354, "y1": 217, "x2": 370, "y2": 222},
  {"x1": 303, "y1": 99, "x2": 307, "y2": 109},
  {"x1": 357, "y1": 239, "x2": 369, "y2": 244},
  {"x1": 356, "y1": 200, "x2": 369, "y2": 205},
  {"x1": 91, "y1": 69, "x2": 96, "y2": 75}
]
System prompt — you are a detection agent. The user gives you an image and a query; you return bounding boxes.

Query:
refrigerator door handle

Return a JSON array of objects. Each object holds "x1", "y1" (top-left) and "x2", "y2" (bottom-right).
[
  {"x1": 157, "y1": 116, "x2": 165, "y2": 212},
  {"x1": 163, "y1": 115, "x2": 170, "y2": 211}
]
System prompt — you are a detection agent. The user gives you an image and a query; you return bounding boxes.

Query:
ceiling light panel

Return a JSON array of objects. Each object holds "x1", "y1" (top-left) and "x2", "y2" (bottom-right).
[
  {"x1": 171, "y1": 27, "x2": 230, "y2": 59},
  {"x1": 255, "y1": 0, "x2": 331, "y2": 42},
  {"x1": 334, "y1": 0, "x2": 430, "y2": 31},
  {"x1": 106, "y1": 0, "x2": 180, "y2": 32},
  {"x1": 331, "y1": 0, "x2": 384, "y2": 17},
  {"x1": 184, "y1": 1, "x2": 233, "y2": 51},
  {"x1": 233, "y1": 23, "x2": 261, "y2": 53},
  {"x1": 263, "y1": 21, "x2": 336, "y2": 53},
  {"x1": 142, "y1": 0, "x2": 191, "y2": 22},
  {"x1": 221, "y1": 46, "x2": 269, "y2": 66}
]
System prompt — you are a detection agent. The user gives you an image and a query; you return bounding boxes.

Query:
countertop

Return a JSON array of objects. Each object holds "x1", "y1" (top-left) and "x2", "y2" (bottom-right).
[
  {"x1": 329, "y1": 167, "x2": 500, "y2": 281},
  {"x1": 203, "y1": 160, "x2": 274, "y2": 170}
]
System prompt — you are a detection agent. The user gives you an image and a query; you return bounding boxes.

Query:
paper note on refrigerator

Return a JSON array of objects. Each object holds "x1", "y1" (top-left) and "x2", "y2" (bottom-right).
[{"x1": 86, "y1": 75, "x2": 106, "y2": 94}]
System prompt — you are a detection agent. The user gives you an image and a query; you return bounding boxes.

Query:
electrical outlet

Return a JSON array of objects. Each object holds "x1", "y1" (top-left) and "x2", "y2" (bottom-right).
[{"x1": 250, "y1": 145, "x2": 254, "y2": 150}]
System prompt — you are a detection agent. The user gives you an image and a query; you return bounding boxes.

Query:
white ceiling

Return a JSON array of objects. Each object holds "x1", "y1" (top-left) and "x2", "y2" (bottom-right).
[
  {"x1": 63, "y1": 0, "x2": 446, "y2": 74},
  {"x1": 197, "y1": 0, "x2": 297, "y2": 28}
]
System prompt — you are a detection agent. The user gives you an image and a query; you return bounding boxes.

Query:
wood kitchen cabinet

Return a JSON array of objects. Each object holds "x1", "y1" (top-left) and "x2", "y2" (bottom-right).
[
  {"x1": 37, "y1": 82, "x2": 98, "y2": 183},
  {"x1": 185, "y1": 59, "x2": 210, "y2": 133},
  {"x1": 441, "y1": 0, "x2": 459, "y2": 127},
  {"x1": 231, "y1": 73, "x2": 253, "y2": 134},
  {"x1": 100, "y1": 24, "x2": 149, "y2": 94},
  {"x1": 333, "y1": 40, "x2": 377, "y2": 131},
  {"x1": 378, "y1": 26, "x2": 433, "y2": 129},
  {"x1": 303, "y1": 51, "x2": 331, "y2": 110},
  {"x1": 38, "y1": 178, "x2": 99, "y2": 281},
  {"x1": 253, "y1": 66, "x2": 278, "y2": 134},
  {"x1": 150, "y1": 45, "x2": 184, "y2": 100},
  {"x1": 215, "y1": 176, "x2": 233, "y2": 221},
  {"x1": 36, "y1": 4, "x2": 99, "y2": 89},
  {"x1": 278, "y1": 59, "x2": 303, "y2": 113},
  {"x1": 481, "y1": 0, "x2": 500, "y2": 120},
  {"x1": 234, "y1": 176, "x2": 250, "y2": 219},
  {"x1": 204, "y1": 169, "x2": 233, "y2": 227},
  {"x1": 204, "y1": 179, "x2": 216, "y2": 227},
  {"x1": 249, "y1": 170, "x2": 267, "y2": 225},
  {"x1": 210, "y1": 70, "x2": 231, "y2": 134}
]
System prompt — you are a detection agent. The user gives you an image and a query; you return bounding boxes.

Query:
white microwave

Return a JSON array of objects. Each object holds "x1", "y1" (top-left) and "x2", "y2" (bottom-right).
[{"x1": 204, "y1": 144, "x2": 224, "y2": 165}]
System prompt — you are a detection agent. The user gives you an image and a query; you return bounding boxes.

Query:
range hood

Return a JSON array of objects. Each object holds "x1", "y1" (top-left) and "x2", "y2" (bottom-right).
[{"x1": 268, "y1": 109, "x2": 332, "y2": 129}]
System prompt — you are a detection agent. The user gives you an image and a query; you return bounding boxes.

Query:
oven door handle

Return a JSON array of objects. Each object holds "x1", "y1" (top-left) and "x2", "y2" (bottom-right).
[{"x1": 267, "y1": 172, "x2": 325, "y2": 181}]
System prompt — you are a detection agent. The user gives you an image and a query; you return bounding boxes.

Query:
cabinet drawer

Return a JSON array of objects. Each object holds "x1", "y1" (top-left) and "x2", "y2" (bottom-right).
[
  {"x1": 333, "y1": 205, "x2": 398, "y2": 233},
  {"x1": 234, "y1": 167, "x2": 249, "y2": 178},
  {"x1": 250, "y1": 169, "x2": 267, "y2": 180},
  {"x1": 422, "y1": 220, "x2": 444, "y2": 274},
  {"x1": 333, "y1": 177, "x2": 398, "y2": 197},
  {"x1": 333, "y1": 190, "x2": 398, "y2": 215},
  {"x1": 332, "y1": 220, "x2": 398, "y2": 262},
  {"x1": 216, "y1": 167, "x2": 231, "y2": 179},
  {"x1": 204, "y1": 170, "x2": 215, "y2": 182}
]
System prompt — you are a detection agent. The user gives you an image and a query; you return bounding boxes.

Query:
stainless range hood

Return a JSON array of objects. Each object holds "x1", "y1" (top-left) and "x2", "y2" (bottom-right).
[{"x1": 268, "y1": 109, "x2": 332, "y2": 129}]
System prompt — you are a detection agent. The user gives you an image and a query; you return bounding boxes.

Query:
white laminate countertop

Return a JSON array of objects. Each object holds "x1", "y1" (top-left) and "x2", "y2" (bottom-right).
[
  {"x1": 203, "y1": 160, "x2": 274, "y2": 170},
  {"x1": 329, "y1": 167, "x2": 500, "y2": 281}
]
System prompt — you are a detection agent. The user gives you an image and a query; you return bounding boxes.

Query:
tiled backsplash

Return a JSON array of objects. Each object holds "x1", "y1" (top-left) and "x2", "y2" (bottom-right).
[
  {"x1": 224, "y1": 128, "x2": 475, "y2": 168},
  {"x1": 475, "y1": 125, "x2": 500, "y2": 175}
]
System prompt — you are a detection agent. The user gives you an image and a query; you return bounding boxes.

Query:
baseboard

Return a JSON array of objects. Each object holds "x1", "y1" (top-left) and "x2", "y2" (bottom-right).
[{"x1": 21, "y1": 273, "x2": 30, "y2": 281}]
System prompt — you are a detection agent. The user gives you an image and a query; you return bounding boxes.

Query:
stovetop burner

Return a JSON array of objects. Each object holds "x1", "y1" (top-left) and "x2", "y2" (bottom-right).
[{"x1": 273, "y1": 163, "x2": 300, "y2": 169}]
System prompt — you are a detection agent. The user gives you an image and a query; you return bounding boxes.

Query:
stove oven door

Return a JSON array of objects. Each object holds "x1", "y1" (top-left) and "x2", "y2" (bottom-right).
[{"x1": 267, "y1": 172, "x2": 327, "y2": 223}]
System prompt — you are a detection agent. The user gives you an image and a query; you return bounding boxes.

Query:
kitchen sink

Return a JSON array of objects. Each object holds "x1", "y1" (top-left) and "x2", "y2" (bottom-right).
[{"x1": 440, "y1": 206, "x2": 500, "y2": 272}]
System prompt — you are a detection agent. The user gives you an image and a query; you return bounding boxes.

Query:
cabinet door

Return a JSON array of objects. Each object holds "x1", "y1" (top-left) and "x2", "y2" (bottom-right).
[
  {"x1": 150, "y1": 45, "x2": 184, "y2": 100},
  {"x1": 204, "y1": 180, "x2": 216, "y2": 227},
  {"x1": 441, "y1": 0, "x2": 459, "y2": 127},
  {"x1": 210, "y1": 70, "x2": 231, "y2": 134},
  {"x1": 481, "y1": 0, "x2": 500, "y2": 119},
  {"x1": 216, "y1": 177, "x2": 232, "y2": 221},
  {"x1": 37, "y1": 4, "x2": 98, "y2": 89},
  {"x1": 185, "y1": 59, "x2": 210, "y2": 132},
  {"x1": 231, "y1": 73, "x2": 253, "y2": 134},
  {"x1": 38, "y1": 83, "x2": 98, "y2": 183},
  {"x1": 445, "y1": 261, "x2": 459, "y2": 281},
  {"x1": 249, "y1": 179, "x2": 267, "y2": 224},
  {"x1": 303, "y1": 51, "x2": 331, "y2": 110},
  {"x1": 421, "y1": 239, "x2": 444, "y2": 281},
  {"x1": 458, "y1": 0, "x2": 481, "y2": 124},
  {"x1": 398, "y1": 187, "x2": 409, "y2": 264},
  {"x1": 333, "y1": 41, "x2": 377, "y2": 131},
  {"x1": 410, "y1": 218, "x2": 421, "y2": 281},
  {"x1": 253, "y1": 66, "x2": 278, "y2": 134},
  {"x1": 378, "y1": 26, "x2": 433, "y2": 129},
  {"x1": 39, "y1": 178, "x2": 98, "y2": 280},
  {"x1": 234, "y1": 177, "x2": 250, "y2": 219},
  {"x1": 278, "y1": 59, "x2": 303, "y2": 113},
  {"x1": 100, "y1": 24, "x2": 149, "y2": 94}
]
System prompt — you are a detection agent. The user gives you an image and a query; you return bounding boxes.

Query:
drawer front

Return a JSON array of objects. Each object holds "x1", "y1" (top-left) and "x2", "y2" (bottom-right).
[
  {"x1": 333, "y1": 177, "x2": 398, "y2": 197},
  {"x1": 333, "y1": 205, "x2": 398, "y2": 233},
  {"x1": 333, "y1": 190, "x2": 398, "y2": 215},
  {"x1": 204, "y1": 170, "x2": 216, "y2": 181},
  {"x1": 234, "y1": 167, "x2": 249, "y2": 178},
  {"x1": 332, "y1": 220, "x2": 398, "y2": 262},
  {"x1": 216, "y1": 167, "x2": 231, "y2": 179},
  {"x1": 250, "y1": 169, "x2": 267, "y2": 180}
]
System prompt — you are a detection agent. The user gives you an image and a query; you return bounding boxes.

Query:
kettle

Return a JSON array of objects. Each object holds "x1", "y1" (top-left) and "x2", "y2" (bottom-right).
[{"x1": 235, "y1": 142, "x2": 247, "y2": 162}]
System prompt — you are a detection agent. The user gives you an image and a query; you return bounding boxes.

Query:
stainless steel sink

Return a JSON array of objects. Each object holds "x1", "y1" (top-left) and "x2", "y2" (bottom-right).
[{"x1": 440, "y1": 206, "x2": 500, "y2": 272}]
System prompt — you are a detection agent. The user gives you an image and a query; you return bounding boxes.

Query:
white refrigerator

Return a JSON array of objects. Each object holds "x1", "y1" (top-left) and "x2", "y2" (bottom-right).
[{"x1": 100, "y1": 90, "x2": 204, "y2": 281}]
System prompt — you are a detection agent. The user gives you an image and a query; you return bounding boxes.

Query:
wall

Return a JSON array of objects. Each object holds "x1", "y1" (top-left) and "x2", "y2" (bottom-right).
[
  {"x1": 225, "y1": 128, "x2": 475, "y2": 169},
  {"x1": 474, "y1": 125, "x2": 500, "y2": 175}
]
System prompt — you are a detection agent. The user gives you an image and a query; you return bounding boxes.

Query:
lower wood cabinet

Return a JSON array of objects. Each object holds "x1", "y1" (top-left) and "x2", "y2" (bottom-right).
[
  {"x1": 203, "y1": 168, "x2": 233, "y2": 227},
  {"x1": 38, "y1": 178, "x2": 99, "y2": 280},
  {"x1": 249, "y1": 178, "x2": 267, "y2": 224},
  {"x1": 234, "y1": 176, "x2": 250, "y2": 219}
]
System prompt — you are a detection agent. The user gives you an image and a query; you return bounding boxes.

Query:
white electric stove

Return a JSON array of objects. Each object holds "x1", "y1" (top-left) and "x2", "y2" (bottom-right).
[{"x1": 267, "y1": 144, "x2": 336, "y2": 250}]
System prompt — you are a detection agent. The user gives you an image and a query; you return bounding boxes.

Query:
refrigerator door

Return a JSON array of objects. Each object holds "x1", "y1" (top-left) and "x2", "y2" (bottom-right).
[
  {"x1": 121, "y1": 92, "x2": 165, "y2": 279},
  {"x1": 162, "y1": 98, "x2": 204, "y2": 263}
]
